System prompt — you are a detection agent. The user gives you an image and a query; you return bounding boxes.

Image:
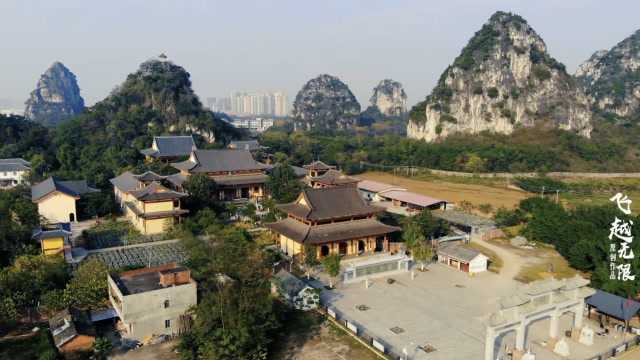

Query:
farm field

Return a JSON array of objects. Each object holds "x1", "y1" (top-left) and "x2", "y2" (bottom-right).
[{"x1": 356, "y1": 171, "x2": 529, "y2": 209}]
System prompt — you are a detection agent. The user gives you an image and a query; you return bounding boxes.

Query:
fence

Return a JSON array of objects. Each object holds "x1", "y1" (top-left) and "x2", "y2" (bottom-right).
[
  {"x1": 320, "y1": 305, "x2": 405, "y2": 360},
  {"x1": 587, "y1": 335, "x2": 640, "y2": 359}
]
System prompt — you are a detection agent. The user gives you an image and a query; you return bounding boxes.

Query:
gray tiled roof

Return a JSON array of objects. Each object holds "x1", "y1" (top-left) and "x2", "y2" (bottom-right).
[
  {"x1": 141, "y1": 135, "x2": 196, "y2": 158},
  {"x1": 128, "y1": 182, "x2": 187, "y2": 202},
  {"x1": 48, "y1": 310, "x2": 78, "y2": 349},
  {"x1": 266, "y1": 217, "x2": 400, "y2": 245},
  {"x1": 0, "y1": 158, "x2": 31, "y2": 172},
  {"x1": 303, "y1": 161, "x2": 335, "y2": 171},
  {"x1": 437, "y1": 243, "x2": 483, "y2": 262},
  {"x1": 109, "y1": 171, "x2": 139, "y2": 192},
  {"x1": 273, "y1": 269, "x2": 306, "y2": 298},
  {"x1": 0, "y1": 158, "x2": 31, "y2": 166},
  {"x1": 276, "y1": 186, "x2": 382, "y2": 221},
  {"x1": 32, "y1": 177, "x2": 99, "y2": 202},
  {"x1": 172, "y1": 149, "x2": 269, "y2": 173},
  {"x1": 310, "y1": 169, "x2": 359, "y2": 186}
]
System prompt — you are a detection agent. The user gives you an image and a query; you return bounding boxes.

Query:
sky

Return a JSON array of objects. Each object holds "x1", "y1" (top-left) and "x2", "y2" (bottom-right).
[{"x1": 1, "y1": 0, "x2": 639, "y2": 109}]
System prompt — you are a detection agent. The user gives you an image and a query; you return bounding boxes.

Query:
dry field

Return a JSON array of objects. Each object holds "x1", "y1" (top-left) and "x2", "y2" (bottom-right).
[{"x1": 356, "y1": 171, "x2": 529, "y2": 209}]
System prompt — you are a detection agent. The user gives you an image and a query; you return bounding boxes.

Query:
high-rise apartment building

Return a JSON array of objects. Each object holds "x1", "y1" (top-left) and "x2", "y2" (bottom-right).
[{"x1": 220, "y1": 91, "x2": 288, "y2": 116}]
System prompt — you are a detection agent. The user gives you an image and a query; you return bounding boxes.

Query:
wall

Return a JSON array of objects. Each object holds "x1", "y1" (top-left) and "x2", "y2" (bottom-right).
[
  {"x1": 109, "y1": 276, "x2": 197, "y2": 341},
  {"x1": 42, "y1": 237, "x2": 65, "y2": 255},
  {"x1": 145, "y1": 200, "x2": 174, "y2": 213},
  {"x1": 37, "y1": 192, "x2": 77, "y2": 223},
  {"x1": 279, "y1": 234, "x2": 302, "y2": 256}
]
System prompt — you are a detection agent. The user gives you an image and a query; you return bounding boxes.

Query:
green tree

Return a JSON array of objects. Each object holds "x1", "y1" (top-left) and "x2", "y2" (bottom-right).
[
  {"x1": 63, "y1": 259, "x2": 110, "y2": 311},
  {"x1": 322, "y1": 254, "x2": 341, "y2": 288},
  {"x1": 412, "y1": 241, "x2": 434, "y2": 271},
  {"x1": 266, "y1": 164, "x2": 304, "y2": 203},
  {"x1": 93, "y1": 337, "x2": 113, "y2": 360},
  {"x1": 303, "y1": 244, "x2": 319, "y2": 280},
  {"x1": 182, "y1": 173, "x2": 219, "y2": 212}
]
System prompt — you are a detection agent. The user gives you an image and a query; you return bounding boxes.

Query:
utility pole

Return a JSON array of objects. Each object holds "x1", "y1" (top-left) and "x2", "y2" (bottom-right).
[
  {"x1": 541, "y1": 186, "x2": 545, "y2": 198},
  {"x1": 555, "y1": 190, "x2": 559, "y2": 204}
]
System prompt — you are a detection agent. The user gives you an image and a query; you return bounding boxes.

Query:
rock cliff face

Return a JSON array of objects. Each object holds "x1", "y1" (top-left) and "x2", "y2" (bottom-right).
[
  {"x1": 370, "y1": 79, "x2": 407, "y2": 116},
  {"x1": 575, "y1": 30, "x2": 640, "y2": 122},
  {"x1": 292, "y1": 74, "x2": 361, "y2": 130},
  {"x1": 24, "y1": 62, "x2": 85, "y2": 126},
  {"x1": 407, "y1": 11, "x2": 592, "y2": 142}
]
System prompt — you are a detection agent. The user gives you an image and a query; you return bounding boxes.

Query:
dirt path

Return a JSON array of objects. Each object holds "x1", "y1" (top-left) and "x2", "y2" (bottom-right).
[{"x1": 474, "y1": 237, "x2": 527, "y2": 281}]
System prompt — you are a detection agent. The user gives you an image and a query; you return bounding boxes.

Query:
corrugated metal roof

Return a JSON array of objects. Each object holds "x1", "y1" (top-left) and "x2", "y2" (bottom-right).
[
  {"x1": 437, "y1": 242, "x2": 484, "y2": 262},
  {"x1": 587, "y1": 290, "x2": 640, "y2": 321},
  {"x1": 379, "y1": 190, "x2": 445, "y2": 207},
  {"x1": 357, "y1": 179, "x2": 405, "y2": 193}
]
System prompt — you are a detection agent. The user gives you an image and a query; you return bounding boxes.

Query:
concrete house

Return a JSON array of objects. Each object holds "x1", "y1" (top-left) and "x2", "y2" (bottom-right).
[
  {"x1": 31, "y1": 177, "x2": 99, "y2": 223},
  {"x1": 111, "y1": 175, "x2": 189, "y2": 235},
  {"x1": 266, "y1": 186, "x2": 400, "y2": 259},
  {"x1": 108, "y1": 263, "x2": 197, "y2": 341},
  {"x1": 140, "y1": 135, "x2": 197, "y2": 162},
  {"x1": 0, "y1": 158, "x2": 31, "y2": 189},
  {"x1": 437, "y1": 242, "x2": 488, "y2": 274},
  {"x1": 172, "y1": 149, "x2": 270, "y2": 201}
]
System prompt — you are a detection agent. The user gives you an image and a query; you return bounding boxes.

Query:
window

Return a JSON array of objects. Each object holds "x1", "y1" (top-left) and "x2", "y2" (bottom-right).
[
  {"x1": 165, "y1": 319, "x2": 171, "y2": 328},
  {"x1": 164, "y1": 300, "x2": 170, "y2": 308}
]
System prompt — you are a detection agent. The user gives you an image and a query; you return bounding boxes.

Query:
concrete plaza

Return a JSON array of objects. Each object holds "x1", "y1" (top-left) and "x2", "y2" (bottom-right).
[{"x1": 320, "y1": 263, "x2": 627, "y2": 360}]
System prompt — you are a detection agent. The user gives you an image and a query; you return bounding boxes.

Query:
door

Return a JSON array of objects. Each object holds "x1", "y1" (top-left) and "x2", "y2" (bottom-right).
[
  {"x1": 69, "y1": 213, "x2": 75, "y2": 222},
  {"x1": 358, "y1": 240, "x2": 366, "y2": 254},
  {"x1": 339, "y1": 242, "x2": 348, "y2": 256}
]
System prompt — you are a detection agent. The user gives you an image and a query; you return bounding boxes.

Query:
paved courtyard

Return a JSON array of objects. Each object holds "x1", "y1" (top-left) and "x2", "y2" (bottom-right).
[{"x1": 320, "y1": 262, "x2": 630, "y2": 360}]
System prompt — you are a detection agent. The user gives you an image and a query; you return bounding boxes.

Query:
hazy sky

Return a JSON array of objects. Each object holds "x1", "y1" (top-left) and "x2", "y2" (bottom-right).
[{"x1": 1, "y1": 0, "x2": 639, "y2": 109}]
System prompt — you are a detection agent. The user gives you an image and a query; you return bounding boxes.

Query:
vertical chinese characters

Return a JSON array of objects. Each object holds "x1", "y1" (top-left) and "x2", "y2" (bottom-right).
[{"x1": 609, "y1": 193, "x2": 635, "y2": 281}]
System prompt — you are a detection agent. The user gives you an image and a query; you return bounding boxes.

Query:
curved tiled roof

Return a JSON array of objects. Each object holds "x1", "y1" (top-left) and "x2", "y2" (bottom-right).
[
  {"x1": 266, "y1": 217, "x2": 399, "y2": 245},
  {"x1": 172, "y1": 149, "x2": 268, "y2": 173},
  {"x1": 32, "y1": 177, "x2": 99, "y2": 202},
  {"x1": 276, "y1": 186, "x2": 383, "y2": 221}
]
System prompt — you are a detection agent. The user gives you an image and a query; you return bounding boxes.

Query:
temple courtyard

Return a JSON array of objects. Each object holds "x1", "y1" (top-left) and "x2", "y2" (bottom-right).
[{"x1": 320, "y1": 262, "x2": 627, "y2": 360}]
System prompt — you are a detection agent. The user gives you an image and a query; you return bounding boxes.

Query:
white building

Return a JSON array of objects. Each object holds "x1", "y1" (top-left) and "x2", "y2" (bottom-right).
[
  {"x1": 108, "y1": 263, "x2": 197, "y2": 341},
  {"x1": 437, "y1": 242, "x2": 488, "y2": 274},
  {"x1": 0, "y1": 158, "x2": 31, "y2": 188}
]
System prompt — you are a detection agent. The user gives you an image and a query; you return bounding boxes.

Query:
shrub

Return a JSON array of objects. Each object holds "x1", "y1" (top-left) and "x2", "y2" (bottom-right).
[
  {"x1": 472, "y1": 85, "x2": 484, "y2": 95},
  {"x1": 494, "y1": 207, "x2": 525, "y2": 227},
  {"x1": 532, "y1": 65, "x2": 551, "y2": 81},
  {"x1": 440, "y1": 114, "x2": 458, "y2": 124},
  {"x1": 487, "y1": 87, "x2": 499, "y2": 98},
  {"x1": 515, "y1": 177, "x2": 567, "y2": 194}
]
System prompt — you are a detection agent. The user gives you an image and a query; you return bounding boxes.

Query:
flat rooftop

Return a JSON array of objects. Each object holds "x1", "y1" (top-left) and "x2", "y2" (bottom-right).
[{"x1": 112, "y1": 265, "x2": 192, "y2": 295}]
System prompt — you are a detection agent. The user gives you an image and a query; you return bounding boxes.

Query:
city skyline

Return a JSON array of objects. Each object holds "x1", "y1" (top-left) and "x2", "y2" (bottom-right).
[{"x1": 1, "y1": 1, "x2": 640, "y2": 110}]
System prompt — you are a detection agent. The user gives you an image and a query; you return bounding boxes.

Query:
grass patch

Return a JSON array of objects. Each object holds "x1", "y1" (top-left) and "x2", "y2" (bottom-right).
[
  {"x1": 0, "y1": 330, "x2": 58, "y2": 360},
  {"x1": 466, "y1": 242, "x2": 503, "y2": 273},
  {"x1": 514, "y1": 246, "x2": 580, "y2": 283}
]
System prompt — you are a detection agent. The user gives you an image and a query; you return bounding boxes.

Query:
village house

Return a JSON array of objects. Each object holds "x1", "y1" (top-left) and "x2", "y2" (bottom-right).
[
  {"x1": 0, "y1": 158, "x2": 31, "y2": 189},
  {"x1": 140, "y1": 135, "x2": 197, "y2": 162},
  {"x1": 357, "y1": 179, "x2": 406, "y2": 201},
  {"x1": 32, "y1": 223, "x2": 72, "y2": 260},
  {"x1": 437, "y1": 242, "x2": 488, "y2": 274},
  {"x1": 110, "y1": 171, "x2": 189, "y2": 235},
  {"x1": 108, "y1": 263, "x2": 197, "y2": 342},
  {"x1": 307, "y1": 169, "x2": 359, "y2": 189},
  {"x1": 357, "y1": 179, "x2": 447, "y2": 212},
  {"x1": 49, "y1": 309, "x2": 95, "y2": 353},
  {"x1": 266, "y1": 186, "x2": 400, "y2": 259},
  {"x1": 302, "y1": 160, "x2": 335, "y2": 178},
  {"x1": 31, "y1": 177, "x2": 99, "y2": 223},
  {"x1": 271, "y1": 269, "x2": 320, "y2": 311},
  {"x1": 172, "y1": 149, "x2": 270, "y2": 201}
]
